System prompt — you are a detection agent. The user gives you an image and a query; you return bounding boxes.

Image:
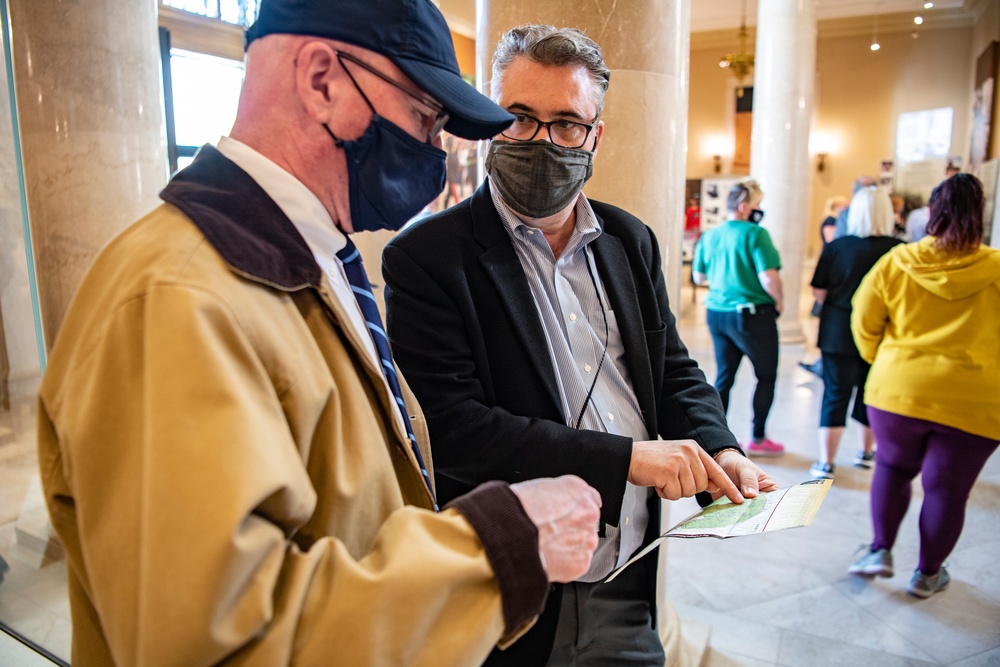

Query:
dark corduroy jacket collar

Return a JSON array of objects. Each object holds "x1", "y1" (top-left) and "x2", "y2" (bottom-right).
[{"x1": 159, "y1": 144, "x2": 322, "y2": 291}]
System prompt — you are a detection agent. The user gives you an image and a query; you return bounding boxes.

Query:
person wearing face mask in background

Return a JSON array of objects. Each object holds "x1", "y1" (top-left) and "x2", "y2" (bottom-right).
[
  {"x1": 383, "y1": 25, "x2": 776, "y2": 667},
  {"x1": 693, "y1": 179, "x2": 786, "y2": 457},
  {"x1": 36, "y1": 2, "x2": 609, "y2": 664}
]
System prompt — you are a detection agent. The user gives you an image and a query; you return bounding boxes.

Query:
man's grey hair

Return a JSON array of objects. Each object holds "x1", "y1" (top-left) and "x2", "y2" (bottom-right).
[{"x1": 491, "y1": 25, "x2": 611, "y2": 116}]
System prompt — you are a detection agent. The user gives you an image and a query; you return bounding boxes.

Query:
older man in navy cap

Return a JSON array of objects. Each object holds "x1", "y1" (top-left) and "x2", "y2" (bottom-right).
[{"x1": 37, "y1": 1, "x2": 604, "y2": 664}]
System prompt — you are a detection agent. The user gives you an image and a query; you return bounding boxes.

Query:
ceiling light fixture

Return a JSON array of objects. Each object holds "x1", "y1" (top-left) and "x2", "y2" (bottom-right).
[
  {"x1": 870, "y1": 12, "x2": 880, "y2": 51},
  {"x1": 719, "y1": 0, "x2": 755, "y2": 98},
  {"x1": 914, "y1": 15, "x2": 924, "y2": 25},
  {"x1": 923, "y1": 2, "x2": 933, "y2": 8}
]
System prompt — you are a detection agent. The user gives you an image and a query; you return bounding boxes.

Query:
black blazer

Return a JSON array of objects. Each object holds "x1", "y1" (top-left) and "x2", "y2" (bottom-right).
[{"x1": 383, "y1": 183, "x2": 738, "y2": 666}]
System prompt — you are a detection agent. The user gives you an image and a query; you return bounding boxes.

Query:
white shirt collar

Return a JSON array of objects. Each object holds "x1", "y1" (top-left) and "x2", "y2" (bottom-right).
[
  {"x1": 488, "y1": 178, "x2": 602, "y2": 241},
  {"x1": 216, "y1": 136, "x2": 348, "y2": 260}
]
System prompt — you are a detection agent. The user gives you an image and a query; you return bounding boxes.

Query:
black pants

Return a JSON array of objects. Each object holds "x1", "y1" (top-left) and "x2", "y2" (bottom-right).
[
  {"x1": 547, "y1": 559, "x2": 663, "y2": 666},
  {"x1": 819, "y1": 352, "x2": 871, "y2": 427},
  {"x1": 707, "y1": 305, "x2": 779, "y2": 440}
]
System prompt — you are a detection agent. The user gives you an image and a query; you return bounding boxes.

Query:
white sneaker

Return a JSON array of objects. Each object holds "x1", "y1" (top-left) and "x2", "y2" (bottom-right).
[
  {"x1": 809, "y1": 461, "x2": 835, "y2": 480},
  {"x1": 853, "y1": 450, "x2": 876, "y2": 469}
]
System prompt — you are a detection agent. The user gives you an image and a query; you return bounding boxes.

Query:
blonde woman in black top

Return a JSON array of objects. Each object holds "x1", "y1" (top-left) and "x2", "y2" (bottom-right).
[{"x1": 808, "y1": 187, "x2": 903, "y2": 479}]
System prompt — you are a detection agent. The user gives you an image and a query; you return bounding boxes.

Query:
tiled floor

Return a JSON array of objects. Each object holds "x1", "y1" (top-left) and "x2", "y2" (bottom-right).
[
  {"x1": 666, "y1": 282, "x2": 1000, "y2": 667},
  {"x1": 0, "y1": 278, "x2": 998, "y2": 666}
]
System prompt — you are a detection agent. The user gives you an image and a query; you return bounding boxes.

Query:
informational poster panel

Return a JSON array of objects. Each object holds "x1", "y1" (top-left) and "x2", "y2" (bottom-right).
[
  {"x1": 700, "y1": 177, "x2": 743, "y2": 232},
  {"x1": 896, "y1": 157, "x2": 949, "y2": 204}
]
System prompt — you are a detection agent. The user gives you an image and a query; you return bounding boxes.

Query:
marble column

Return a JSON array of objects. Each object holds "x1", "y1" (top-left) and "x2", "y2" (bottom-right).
[
  {"x1": 750, "y1": 0, "x2": 817, "y2": 343},
  {"x1": 8, "y1": 0, "x2": 168, "y2": 350},
  {"x1": 479, "y1": 3, "x2": 696, "y2": 664}
]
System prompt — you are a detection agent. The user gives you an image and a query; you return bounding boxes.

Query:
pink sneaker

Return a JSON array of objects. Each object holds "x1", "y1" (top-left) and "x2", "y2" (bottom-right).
[{"x1": 745, "y1": 438, "x2": 785, "y2": 457}]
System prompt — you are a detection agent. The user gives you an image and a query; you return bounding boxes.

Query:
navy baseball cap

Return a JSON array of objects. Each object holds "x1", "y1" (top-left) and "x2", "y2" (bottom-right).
[{"x1": 245, "y1": 0, "x2": 514, "y2": 140}]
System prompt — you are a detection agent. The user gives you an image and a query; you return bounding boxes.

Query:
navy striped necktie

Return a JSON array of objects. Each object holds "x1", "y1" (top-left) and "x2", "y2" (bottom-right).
[{"x1": 336, "y1": 238, "x2": 436, "y2": 508}]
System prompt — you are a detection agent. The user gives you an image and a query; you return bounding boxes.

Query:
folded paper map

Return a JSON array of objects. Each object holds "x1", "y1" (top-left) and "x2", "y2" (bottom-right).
[{"x1": 605, "y1": 478, "x2": 832, "y2": 583}]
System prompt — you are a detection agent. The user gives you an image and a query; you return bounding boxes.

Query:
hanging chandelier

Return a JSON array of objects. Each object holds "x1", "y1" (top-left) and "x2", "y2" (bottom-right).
[{"x1": 719, "y1": 0, "x2": 755, "y2": 98}]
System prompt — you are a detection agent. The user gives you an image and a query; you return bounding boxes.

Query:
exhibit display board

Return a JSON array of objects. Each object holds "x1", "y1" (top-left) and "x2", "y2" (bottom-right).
[{"x1": 699, "y1": 177, "x2": 744, "y2": 232}]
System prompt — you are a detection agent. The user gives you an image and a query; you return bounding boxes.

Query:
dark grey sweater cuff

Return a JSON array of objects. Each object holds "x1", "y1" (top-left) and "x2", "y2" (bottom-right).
[{"x1": 446, "y1": 481, "x2": 548, "y2": 640}]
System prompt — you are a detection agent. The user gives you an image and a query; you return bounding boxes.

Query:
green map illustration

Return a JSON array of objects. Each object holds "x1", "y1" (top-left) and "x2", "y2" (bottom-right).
[{"x1": 676, "y1": 495, "x2": 768, "y2": 531}]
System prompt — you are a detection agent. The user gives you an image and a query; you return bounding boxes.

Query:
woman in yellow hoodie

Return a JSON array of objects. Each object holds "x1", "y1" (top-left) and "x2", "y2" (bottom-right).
[{"x1": 849, "y1": 173, "x2": 1000, "y2": 598}]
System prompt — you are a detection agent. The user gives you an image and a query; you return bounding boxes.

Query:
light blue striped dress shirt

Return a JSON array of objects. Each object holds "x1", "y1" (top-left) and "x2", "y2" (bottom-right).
[{"x1": 490, "y1": 183, "x2": 652, "y2": 582}]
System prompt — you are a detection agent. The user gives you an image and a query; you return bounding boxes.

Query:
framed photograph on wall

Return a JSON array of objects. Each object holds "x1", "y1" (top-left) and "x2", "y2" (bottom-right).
[{"x1": 969, "y1": 41, "x2": 998, "y2": 176}]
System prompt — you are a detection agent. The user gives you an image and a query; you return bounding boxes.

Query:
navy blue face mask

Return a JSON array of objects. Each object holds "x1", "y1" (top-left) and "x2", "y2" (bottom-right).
[
  {"x1": 326, "y1": 117, "x2": 446, "y2": 232},
  {"x1": 749, "y1": 208, "x2": 765, "y2": 224}
]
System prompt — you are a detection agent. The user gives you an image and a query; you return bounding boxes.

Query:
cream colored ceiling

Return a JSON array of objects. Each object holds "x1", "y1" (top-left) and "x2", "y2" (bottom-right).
[
  {"x1": 689, "y1": 0, "x2": 970, "y2": 32},
  {"x1": 436, "y1": 0, "x2": 981, "y2": 38}
]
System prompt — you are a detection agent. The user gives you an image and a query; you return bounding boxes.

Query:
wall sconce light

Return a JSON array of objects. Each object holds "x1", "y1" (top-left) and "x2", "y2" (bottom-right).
[
  {"x1": 703, "y1": 134, "x2": 732, "y2": 175},
  {"x1": 810, "y1": 130, "x2": 839, "y2": 173}
]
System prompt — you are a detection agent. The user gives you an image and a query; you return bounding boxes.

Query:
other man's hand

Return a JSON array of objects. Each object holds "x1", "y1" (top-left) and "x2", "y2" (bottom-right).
[{"x1": 510, "y1": 476, "x2": 602, "y2": 583}]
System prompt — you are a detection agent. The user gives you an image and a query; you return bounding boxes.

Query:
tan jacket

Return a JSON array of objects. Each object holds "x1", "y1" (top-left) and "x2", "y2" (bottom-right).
[{"x1": 38, "y1": 147, "x2": 546, "y2": 666}]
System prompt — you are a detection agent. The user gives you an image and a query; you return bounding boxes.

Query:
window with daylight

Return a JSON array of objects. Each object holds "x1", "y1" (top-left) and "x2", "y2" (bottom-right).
[
  {"x1": 158, "y1": 2, "x2": 250, "y2": 172},
  {"x1": 168, "y1": 48, "x2": 245, "y2": 170},
  {"x1": 161, "y1": 0, "x2": 260, "y2": 27}
]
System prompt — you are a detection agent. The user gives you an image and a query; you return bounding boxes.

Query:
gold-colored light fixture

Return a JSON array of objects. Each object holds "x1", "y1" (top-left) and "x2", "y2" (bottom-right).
[
  {"x1": 816, "y1": 153, "x2": 829, "y2": 173},
  {"x1": 719, "y1": 0, "x2": 755, "y2": 98}
]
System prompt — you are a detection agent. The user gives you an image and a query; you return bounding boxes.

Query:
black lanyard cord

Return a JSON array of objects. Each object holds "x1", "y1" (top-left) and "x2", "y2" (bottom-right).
[{"x1": 573, "y1": 253, "x2": 610, "y2": 430}]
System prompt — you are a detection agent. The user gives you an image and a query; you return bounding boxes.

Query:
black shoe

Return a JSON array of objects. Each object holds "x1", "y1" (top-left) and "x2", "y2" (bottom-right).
[{"x1": 798, "y1": 359, "x2": 823, "y2": 377}]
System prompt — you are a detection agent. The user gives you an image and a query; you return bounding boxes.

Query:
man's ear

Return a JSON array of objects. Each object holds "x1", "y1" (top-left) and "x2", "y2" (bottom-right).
[
  {"x1": 591, "y1": 119, "x2": 605, "y2": 154},
  {"x1": 295, "y1": 41, "x2": 339, "y2": 123}
]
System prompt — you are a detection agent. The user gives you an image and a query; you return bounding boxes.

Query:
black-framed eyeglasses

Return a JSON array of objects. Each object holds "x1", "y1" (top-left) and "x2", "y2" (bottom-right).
[
  {"x1": 335, "y1": 50, "x2": 449, "y2": 143},
  {"x1": 500, "y1": 112, "x2": 598, "y2": 149}
]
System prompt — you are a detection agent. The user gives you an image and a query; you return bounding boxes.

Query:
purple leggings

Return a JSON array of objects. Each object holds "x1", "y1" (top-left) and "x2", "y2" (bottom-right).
[{"x1": 868, "y1": 407, "x2": 998, "y2": 575}]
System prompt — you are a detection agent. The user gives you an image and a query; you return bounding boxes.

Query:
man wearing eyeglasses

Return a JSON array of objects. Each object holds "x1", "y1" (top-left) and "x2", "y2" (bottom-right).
[
  {"x1": 384, "y1": 25, "x2": 776, "y2": 667},
  {"x1": 37, "y1": 3, "x2": 609, "y2": 665}
]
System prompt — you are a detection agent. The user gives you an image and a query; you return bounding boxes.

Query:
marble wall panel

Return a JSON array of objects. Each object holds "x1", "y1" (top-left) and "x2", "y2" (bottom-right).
[{"x1": 0, "y1": 29, "x2": 40, "y2": 380}]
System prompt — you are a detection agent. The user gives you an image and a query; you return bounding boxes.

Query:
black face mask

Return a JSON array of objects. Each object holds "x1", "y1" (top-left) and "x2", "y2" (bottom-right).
[
  {"x1": 326, "y1": 116, "x2": 446, "y2": 232},
  {"x1": 749, "y1": 208, "x2": 765, "y2": 224}
]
